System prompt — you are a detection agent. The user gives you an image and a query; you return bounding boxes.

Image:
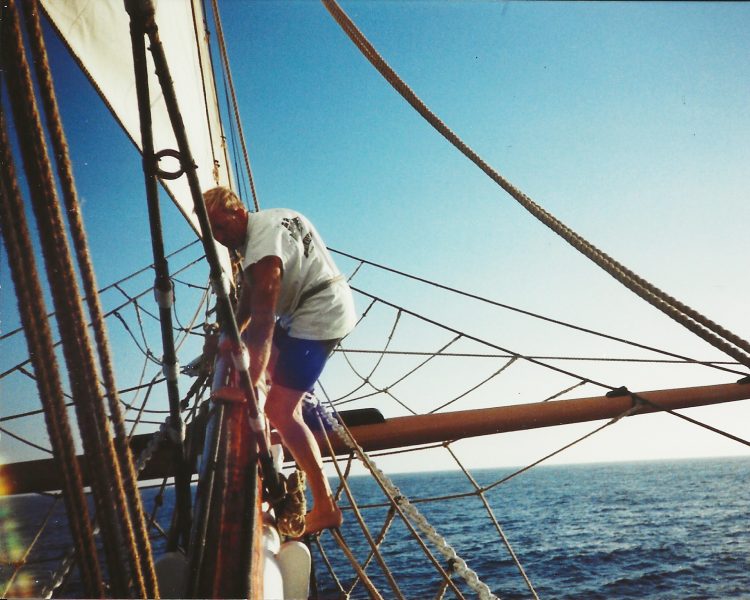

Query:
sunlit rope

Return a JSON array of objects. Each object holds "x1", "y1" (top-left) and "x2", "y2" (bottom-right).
[
  {"x1": 331, "y1": 249, "x2": 747, "y2": 377},
  {"x1": 543, "y1": 379, "x2": 588, "y2": 402},
  {"x1": 336, "y1": 348, "x2": 743, "y2": 366},
  {"x1": 12, "y1": 3, "x2": 154, "y2": 591},
  {"x1": 0, "y1": 52, "x2": 105, "y2": 600},
  {"x1": 335, "y1": 309, "x2": 403, "y2": 402},
  {"x1": 310, "y1": 536, "x2": 348, "y2": 597},
  {"x1": 315, "y1": 400, "x2": 469, "y2": 598},
  {"x1": 127, "y1": 374, "x2": 160, "y2": 437},
  {"x1": 345, "y1": 506, "x2": 398, "y2": 597},
  {"x1": 327, "y1": 529, "x2": 392, "y2": 600},
  {"x1": 188, "y1": 0, "x2": 221, "y2": 186},
  {"x1": 336, "y1": 334, "x2": 464, "y2": 410},
  {"x1": 429, "y1": 356, "x2": 518, "y2": 414},
  {"x1": 315, "y1": 398, "x2": 497, "y2": 599},
  {"x1": 444, "y1": 444, "x2": 539, "y2": 599},
  {"x1": 313, "y1": 417, "x2": 409, "y2": 598},
  {"x1": 321, "y1": 0, "x2": 750, "y2": 370},
  {"x1": 351, "y1": 287, "x2": 613, "y2": 389}
]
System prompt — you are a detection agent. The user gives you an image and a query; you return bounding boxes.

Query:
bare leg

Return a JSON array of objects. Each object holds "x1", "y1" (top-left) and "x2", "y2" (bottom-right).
[{"x1": 264, "y1": 384, "x2": 342, "y2": 534}]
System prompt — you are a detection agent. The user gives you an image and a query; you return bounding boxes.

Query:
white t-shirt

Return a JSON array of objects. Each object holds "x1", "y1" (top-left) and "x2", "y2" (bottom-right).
[{"x1": 241, "y1": 208, "x2": 356, "y2": 340}]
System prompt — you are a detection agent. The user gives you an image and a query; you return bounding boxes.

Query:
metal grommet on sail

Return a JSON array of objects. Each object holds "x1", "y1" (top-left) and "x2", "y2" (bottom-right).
[{"x1": 152, "y1": 148, "x2": 185, "y2": 180}]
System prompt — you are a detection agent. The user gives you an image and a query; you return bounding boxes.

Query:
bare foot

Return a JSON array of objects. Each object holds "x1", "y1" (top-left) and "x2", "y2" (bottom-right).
[{"x1": 304, "y1": 504, "x2": 343, "y2": 534}]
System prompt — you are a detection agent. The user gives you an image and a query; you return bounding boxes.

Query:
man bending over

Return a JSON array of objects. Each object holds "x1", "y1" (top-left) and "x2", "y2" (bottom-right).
[{"x1": 203, "y1": 186, "x2": 356, "y2": 534}]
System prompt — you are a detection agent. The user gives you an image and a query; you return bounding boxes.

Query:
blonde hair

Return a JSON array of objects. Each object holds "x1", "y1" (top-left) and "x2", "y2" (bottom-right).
[{"x1": 203, "y1": 186, "x2": 244, "y2": 213}]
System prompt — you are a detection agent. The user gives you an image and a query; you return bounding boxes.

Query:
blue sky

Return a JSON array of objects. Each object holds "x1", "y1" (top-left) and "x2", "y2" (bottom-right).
[{"x1": 1, "y1": 1, "x2": 749, "y2": 473}]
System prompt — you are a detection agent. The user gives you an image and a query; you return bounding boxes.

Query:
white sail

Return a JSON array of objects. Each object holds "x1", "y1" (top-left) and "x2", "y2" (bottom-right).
[{"x1": 39, "y1": 0, "x2": 232, "y2": 272}]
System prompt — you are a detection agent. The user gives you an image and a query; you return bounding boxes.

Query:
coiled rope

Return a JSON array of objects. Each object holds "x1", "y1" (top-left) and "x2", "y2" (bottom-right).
[{"x1": 321, "y1": 0, "x2": 750, "y2": 370}]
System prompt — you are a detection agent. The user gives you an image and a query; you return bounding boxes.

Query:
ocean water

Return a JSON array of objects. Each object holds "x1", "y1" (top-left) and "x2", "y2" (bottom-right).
[
  {"x1": 0, "y1": 457, "x2": 748, "y2": 599},
  {"x1": 317, "y1": 457, "x2": 750, "y2": 599}
]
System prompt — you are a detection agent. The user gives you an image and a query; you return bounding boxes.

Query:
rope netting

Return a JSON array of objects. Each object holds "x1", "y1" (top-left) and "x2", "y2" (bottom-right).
[
  {"x1": 277, "y1": 248, "x2": 747, "y2": 598},
  {"x1": 2, "y1": 234, "x2": 749, "y2": 597}
]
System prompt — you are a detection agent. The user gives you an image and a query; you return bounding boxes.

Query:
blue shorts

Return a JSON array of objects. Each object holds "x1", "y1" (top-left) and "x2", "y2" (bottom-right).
[{"x1": 272, "y1": 323, "x2": 339, "y2": 392}]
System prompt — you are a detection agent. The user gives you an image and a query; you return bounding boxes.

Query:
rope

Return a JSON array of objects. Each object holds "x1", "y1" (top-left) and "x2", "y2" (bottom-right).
[
  {"x1": 483, "y1": 406, "x2": 639, "y2": 494},
  {"x1": 189, "y1": 0, "x2": 221, "y2": 185},
  {"x1": 0, "y1": 34, "x2": 104, "y2": 600},
  {"x1": 127, "y1": 374, "x2": 160, "y2": 438},
  {"x1": 276, "y1": 470, "x2": 307, "y2": 538},
  {"x1": 314, "y1": 417, "x2": 408, "y2": 600},
  {"x1": 209, "y1": 0, "x2": 260, "y2": 211},
  {"x1": 350, "y1": 287, "x2": 615, "y2": 391},
  {"x1": 330, "y1": 248, "x2": 747, "y2": 377},
  {"x1": 444, "y1": 444, "x2": 538, "y2": 599},
  {"x1": 4, "y1": 2, "x2": 149, "y2": 592},
  {"x1": 346, "y1": 506, "x2": 398, "y2": 598},
  {"x1": 0, "y1": 425, "x2": 52, "y2": 454},
  {"x1": 327, "y1": 529, "x2": 388, "y2": 600},
  {"x1": 321, "y1": 0, "x2": 750, "y2": 370},
  {"x1": 0, "y1": 238, "x2": 200, "y2": 343},
  {"x1": 327, "y1": 409, "x2": 639, "y2": 513},
  {"x1": 335, "y1": 309, "x2": 403, "y2": 403},
  {"x1": 0, "y1": 253, "x2": 205, "y2": 381},
  {"x1": 336, "y1": 334, "x2": 463, "y2": 409},
  {"x1": 543, "y1": 380, "x2": 588, "y2": 402},
  {"x1": 429, "y1": 356, "x2": 518, "y2": 414},
  {"x1": 317, "y1": 406, "x2": 496, "y2": 599},
  {"x1": 24, "y1": 2, "x2": 158, "y2": 592},
  {"x1": 335, "y1": 348, "x2": 743, "y2": 367},
  {"x1": 310, "y1": 535, "x2": 348, "y2": 597}
]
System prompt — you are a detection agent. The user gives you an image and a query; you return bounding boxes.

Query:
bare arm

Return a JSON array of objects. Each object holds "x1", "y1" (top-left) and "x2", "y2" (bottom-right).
[{"x1": 237, "y1": 255, "x2": 282, "y2": 387}]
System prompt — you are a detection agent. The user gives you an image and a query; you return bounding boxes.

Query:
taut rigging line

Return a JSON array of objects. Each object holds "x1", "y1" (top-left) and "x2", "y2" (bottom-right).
[{"x1": 322, "y1": 0, "x2": 750, "y2": 370}]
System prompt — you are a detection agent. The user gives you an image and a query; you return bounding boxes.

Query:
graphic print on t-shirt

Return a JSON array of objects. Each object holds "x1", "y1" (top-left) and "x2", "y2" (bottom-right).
[{"x1": 281, "y1": 216, "x2": 313, "y2": 258}]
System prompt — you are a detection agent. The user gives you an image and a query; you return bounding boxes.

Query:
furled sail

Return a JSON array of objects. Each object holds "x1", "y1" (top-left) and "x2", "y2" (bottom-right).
[{"x1": 39, "y1": 0, "x2": 232, "y2": 271}]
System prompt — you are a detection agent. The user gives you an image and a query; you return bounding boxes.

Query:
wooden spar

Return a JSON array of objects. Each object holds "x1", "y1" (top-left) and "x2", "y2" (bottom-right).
[
  {"x1": 1, "y1": 381, "x2": 748, "y2": 496},
  {"x1": 318, "y1": 381, "x2": 750, "y2": 455}
]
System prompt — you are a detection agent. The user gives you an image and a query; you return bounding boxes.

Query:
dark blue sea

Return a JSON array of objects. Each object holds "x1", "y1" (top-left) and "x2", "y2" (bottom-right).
[{"x1": 1, "y1": 457, "x2": 748, "y2": 599}]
